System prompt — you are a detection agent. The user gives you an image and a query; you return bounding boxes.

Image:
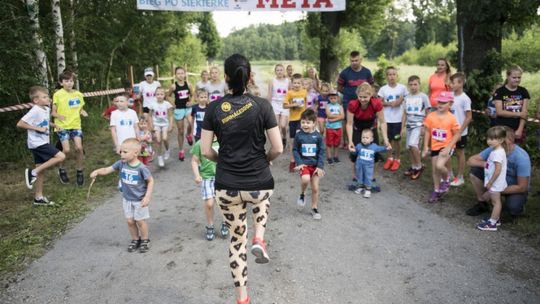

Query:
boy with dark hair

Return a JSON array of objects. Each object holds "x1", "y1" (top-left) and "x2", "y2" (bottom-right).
[
  {"x1": 293, "y1": 109, "x2": 325, "y2": 220},
  {"x1": 52, "y1": 70, "x2": 88, "y2": 186},
  {"x1": 17, "y1": 86, "x2": 66, "y2": 205}
]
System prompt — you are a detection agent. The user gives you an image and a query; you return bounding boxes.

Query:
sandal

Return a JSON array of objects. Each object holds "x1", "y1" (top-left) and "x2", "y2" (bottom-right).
[
  {"x1": 127, "y1": 239, "x2": 141, "y2": 252},
  {"x1": 139, "y1": 239, "x2": 150, "y2": 253}
]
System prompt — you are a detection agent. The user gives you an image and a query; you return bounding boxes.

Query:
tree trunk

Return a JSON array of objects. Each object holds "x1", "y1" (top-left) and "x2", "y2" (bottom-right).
[
  {"x1": 319, "y1": 12, "x2": 341, "y2": 83},
  {"x1": 456, "y1": 0, "x2": 502, "y2": 74},
  {"x1": 24, "y1": 0, "x2": 49, "y2": 87},
  {"x1": 70, "y1": 0, "x2": 79, "y2": 89},
  {"x1": 52, "y1": 0, "x2": 66, "y2": 78}
]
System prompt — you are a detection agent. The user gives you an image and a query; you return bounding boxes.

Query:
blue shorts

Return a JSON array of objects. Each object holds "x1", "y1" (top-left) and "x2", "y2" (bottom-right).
[
  {"x1": 174, "y1": 108, "x2": 192, "y2": 121},
  {"x1": 30, "y1": 143, "x2": 61, "y2": 164},
  {"x1": 57, "y1": 129, "x2": 83, "y2": 142}
]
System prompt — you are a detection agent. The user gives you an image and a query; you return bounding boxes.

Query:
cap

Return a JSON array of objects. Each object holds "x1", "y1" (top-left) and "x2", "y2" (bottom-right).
[
  {"x1": 328, "y1": 89, "x2": 338, "y2": 96},
  {"x1": 144, "y1": 67, "x2": 154, "y2": 77},
  {"x1": 436, "y1": 91, "x2": 453, "y2": 103}
]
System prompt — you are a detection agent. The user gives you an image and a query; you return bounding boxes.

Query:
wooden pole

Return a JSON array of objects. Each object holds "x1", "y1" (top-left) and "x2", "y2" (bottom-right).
[{"x1": 129, "y1": 65, "x2": 134, "y2": 88}]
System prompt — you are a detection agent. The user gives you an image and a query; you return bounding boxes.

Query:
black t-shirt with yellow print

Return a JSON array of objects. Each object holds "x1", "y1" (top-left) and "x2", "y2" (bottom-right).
[{"x1": 202, "y1": 93, "x2": 278, "y2": 191}]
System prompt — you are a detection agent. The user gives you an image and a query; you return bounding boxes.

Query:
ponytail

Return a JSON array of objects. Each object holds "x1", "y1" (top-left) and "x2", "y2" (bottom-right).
[{"x1": 224, "y1": 54, "x2": 251, "y2": 96}]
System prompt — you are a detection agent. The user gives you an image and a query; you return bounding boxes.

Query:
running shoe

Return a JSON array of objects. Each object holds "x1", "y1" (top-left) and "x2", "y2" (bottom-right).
[
  {"x1": 58, "y1": 168, "x2": 69, "y2": 184},
  {"x1": 439, "y1": 181, "x2": 451, "y2": 193},
  {"x1": 178, "y1": 150, "x2": 185, "y2": 161},
  {"x1": 390, "y1": 159, "x2": 400, "y2": 171},
  {"x1": 206, "y1": 225, "x2": 215, "y2": 241},
  {"x1": 363, "y1": 189, "x2": 371, "y2": 198},
  {"x1": 220, "y1": 222, "x2": 229, "y2": 238},
  {"x1": 477, "y1": 220, "x2": 498, "y2": 231},
  {"x1": 251, "y1": 237, "x2": 269, "y2": 264},
  {"x1": 297, "y1": 193, "x2": 305, "y2": 207},
  {"x1": 428, "y1": 191, "x2": 441, "y2": 203},
  {"x1": 450, "y1": 176, "x2": 465, "y2": 187},
  {"x1": 33, "y1": 197, "x2": 55, "y2": 206},
  {"x1": 383, "y1": 158, "x2": 394, "y2": 170},
  {"x1": 164, "y1": 149, "x2": 170, "y2": 160},
  {"x1": 312, "y1": 208, "x2": 322, "y2": 220},
  {"x1": 76, "y1": 170, "x2": 84, "y2": 187},
  {"x1": 480, "y1": 218, "x2": 501, "y2": 227},
  {"x1": 158, "y1": 155, "x2": 165, "y2": 167},
  {"x1": 25, "y1": 168, "x2": 37, "y2": 189},
  {"x1": 186, "y1": 134, "x2": 194, "y2": 146},
  {"x1": 354, "y1": 187, "x2": 364, "y2": 194},
  {"x1": 333, "y1": 157, "x2": 340, "y2": 163}
]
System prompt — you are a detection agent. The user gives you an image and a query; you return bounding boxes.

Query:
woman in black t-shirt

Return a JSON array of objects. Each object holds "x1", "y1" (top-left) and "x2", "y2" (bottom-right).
[
  {"x1": 494, "y1": 65, "x2": 530, "y2": 142},
  {"x1": 201, "y1": 54, "x2": 283, "y2": 304}
]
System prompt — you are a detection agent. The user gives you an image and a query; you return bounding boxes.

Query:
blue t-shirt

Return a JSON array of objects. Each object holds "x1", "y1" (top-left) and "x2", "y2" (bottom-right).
[
  {"x1": 293, "y1": 130, "x2": 325, "y2": 169},
  {"x1": 337, "y1": 66, "x2": 374, "y2": 104},
  {"x1": 112, "y1": 160, "x2": 152, "y2": 201},
  {"x1": 479, "y1": 145, "x2": 530, "y2": 188},
  {"x1": 326, "y1": 103, "x2": 343, "y2": 129},
  {"x1": 191, "y1": 105, "x2": 207, "y2": 139},
  {"x1": 355, "y1": 143, "x2": 387, "y2": 165}
]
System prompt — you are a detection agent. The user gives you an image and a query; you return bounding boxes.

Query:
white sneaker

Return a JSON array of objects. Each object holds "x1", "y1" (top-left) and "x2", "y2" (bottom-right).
[
  {"x1": 164, "y1": 149, "x2": 170, "y2": 160},
  {"x1": 354, "y1": 187, "x2": 364, "y2": 194},
  {"x1": 363, "y1": 190, "x2": 371, "y2": 198},
  {"x1": 450, "y1": 176, "x2": 465, "y2": 187},
  {"x1": 297, "y1": 194, "x2": 305, "y2": 207},
  {"x1": 312, "y1": 209, "x2": 322, "y2": 220},
  {"x1": 158, "y1": 155, "x2": 165, "y2": 167}
]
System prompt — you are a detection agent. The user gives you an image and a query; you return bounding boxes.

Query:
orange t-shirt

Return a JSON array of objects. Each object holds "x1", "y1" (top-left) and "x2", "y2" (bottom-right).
[
  {"x1": 428, "y1": 73, "x2": 449, "y2": 107},
  {"x1": 423, "y1": 111, "x2": 460, "y2": 151}
]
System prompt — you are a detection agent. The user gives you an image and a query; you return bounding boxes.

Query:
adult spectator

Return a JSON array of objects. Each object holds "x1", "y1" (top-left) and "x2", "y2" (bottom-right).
[
  {"x1": 338, "y1": 51, "x2": 374, "y2": 146},
  {"x1": 428, "y1": 58, "x2": 451, "y2": 108},
  {"x1": 201, "y1": 54, "x2": 283, "y2": 304},
  {"x1": 466, "y1": 127, "x2": 531, "y2": 218}
]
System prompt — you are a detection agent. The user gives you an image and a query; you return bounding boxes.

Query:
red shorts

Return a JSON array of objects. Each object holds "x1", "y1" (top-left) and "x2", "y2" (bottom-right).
[
  {"x1": 300, "y1": 165, "x2": 317, "y2": 177},
  {"x1": 326, "y1": 128, "x2": 342, "y2": 147}
]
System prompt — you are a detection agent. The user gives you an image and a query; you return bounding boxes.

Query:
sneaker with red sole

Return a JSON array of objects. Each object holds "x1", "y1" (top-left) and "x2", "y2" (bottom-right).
[
  {"x1": 237, "y1": 297, "x2": 250, "y2": 304},
  {"x1": 178, "y1": 150, "x2": 185, "y2": 161},
  {"x1": 251, "y1": 237, "x2": 269, "y2": 263},
  {"x1": 288, "y1": 161, "x2": 295, "y2": 173},
  {"x1": 383, "y1": 158, "x2": 394, "y2": 170},
  {"x1": 390, "y1": 159, "x2": 400, "y2": 171},
  {"x1": 186, "y1": 134, "x2": 194, "y2": 146}
]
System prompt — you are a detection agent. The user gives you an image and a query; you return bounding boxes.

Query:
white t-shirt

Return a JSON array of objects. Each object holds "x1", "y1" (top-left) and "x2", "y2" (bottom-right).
[
  {"x1": 21, "y1": 105, "x2": 51, "y2": 149},
  {"x1": 205, "y1": 81, "x2": 228, "y2": 103},
  {"x1": 110, "y1": 109, "x2": 139, "y2": 146},
  {"x1": 196, "y1": 80, "x2": 209, "y2": 91},
  {"x1": 139, "y1": 80, "x2": 161, "y2": 109},
  {"x1": 451, "y1": 92, "x2": 472, "y2": 136},
  {"x1": 378, "y1": 83, "x2": 408, "y2": 123},
  {"x1": 271, "y1": 78, "x2": 289, "y2": 103},
  {"x1": 404, "y1": 92, "x2": 430, "y2": 129},
  {"x1": 150, "y1": 101, "x2": 173, "y2": 126},
  {"x1": 484, "y1": 147, "x2": 507, "y2": 192}
]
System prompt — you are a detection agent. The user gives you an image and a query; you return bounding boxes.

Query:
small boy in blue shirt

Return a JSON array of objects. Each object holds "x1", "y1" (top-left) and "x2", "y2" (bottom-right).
[
  {"x1": 293, "y1": 109, "x2": 325, "y2": 220},
  {"x1": 354, "y1": 129, "x2": 389, "y2": 198}
]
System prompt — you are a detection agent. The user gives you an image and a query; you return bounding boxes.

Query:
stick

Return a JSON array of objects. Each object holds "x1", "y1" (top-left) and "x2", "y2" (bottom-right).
[{"x1": 86, "y1": 177, "x2": 96, "y2": 201}]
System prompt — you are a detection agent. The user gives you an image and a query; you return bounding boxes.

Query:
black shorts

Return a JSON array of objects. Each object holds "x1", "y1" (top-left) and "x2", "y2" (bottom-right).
[
  {"x1": 431, "y1": 148, "x2": 454, "y2": 157},
  {"x1": 353, "y1": 128, "x2": 383, "y2": 162},
  {"x1": 387, "y1": 122, "x2": 402, "y2": 141},
  {"x1": 143, "y1": 106, "x2": 150, "y2": 113},
  {"x1": 31, "y1": 143, "x2": 60, "y2": 164},
  {"x1": 456, "y1": 135, "x2": 468, "y2": 149},
  {"x1": 289, "y1": 120, "x2": 300, "y2": 139}
]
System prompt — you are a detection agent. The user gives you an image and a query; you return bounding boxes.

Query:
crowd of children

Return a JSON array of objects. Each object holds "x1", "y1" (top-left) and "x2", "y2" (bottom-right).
[{"x1": 16, "y1": 60, "x2": 535, "y2": 261}]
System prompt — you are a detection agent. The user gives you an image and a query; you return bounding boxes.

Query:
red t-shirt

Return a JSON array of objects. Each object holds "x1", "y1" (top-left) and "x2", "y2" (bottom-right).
[{"x1": 347, "y1": 97, "x2": 383, "y2": 120}]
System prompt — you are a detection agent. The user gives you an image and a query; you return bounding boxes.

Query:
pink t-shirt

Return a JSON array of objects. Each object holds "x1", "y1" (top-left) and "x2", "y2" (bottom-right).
[{"x1": 428, "y1": 73, "x2": 449, "y2": 107}]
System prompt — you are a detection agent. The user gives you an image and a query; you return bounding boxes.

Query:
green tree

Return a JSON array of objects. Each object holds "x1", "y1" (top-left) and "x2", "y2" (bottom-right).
[
  {"x1": 412, "y1": 0, "x2": 456, "y2": 48},
  {"x1": 198, "y1": 12, "x2": 221, "y2": 61}
]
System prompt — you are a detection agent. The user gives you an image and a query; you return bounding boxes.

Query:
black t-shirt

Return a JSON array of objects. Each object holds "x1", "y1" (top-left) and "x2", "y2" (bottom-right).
[
  {"x1": 202, "y1": 93, "x2": 278, "y2": 191},
  {"x1": 174, "y1": 81, "x2": 191, "y2": 109},
  {"x1": 494, "y1": 85, "x2": 530, "y2": 130}
]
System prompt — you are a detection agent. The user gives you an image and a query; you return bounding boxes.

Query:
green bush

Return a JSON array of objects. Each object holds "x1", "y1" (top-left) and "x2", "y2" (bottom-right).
[
  {"x1": 502, "y1": 25, "x2": 540, "y2": 72},
  {"x1": 396, "y1": 42, "x2": 456, "y2": 66}
]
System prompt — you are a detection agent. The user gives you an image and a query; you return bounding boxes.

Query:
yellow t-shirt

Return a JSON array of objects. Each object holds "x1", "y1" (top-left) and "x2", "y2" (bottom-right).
[
  {"x1": 284, "y1": 89, "x2": 307, "y2": 121},
  {"x1": 53, "y1": 89, "x2": 85, "y2": 130}
]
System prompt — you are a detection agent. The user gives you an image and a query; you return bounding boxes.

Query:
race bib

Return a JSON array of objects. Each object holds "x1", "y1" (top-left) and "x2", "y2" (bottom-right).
[
  {"x1": 120, "y1": 168, "x2": 140, "y2": 185},
  {"x1": 177, "y1": 90, "x2": 189, "y2": 99},
  {"x1": 359, "y1": 148, "x2": 375, "y2": 161},
  {"x1": 276, "y1": 88, "x2": 287, "y2": 95},
  {"x1": 432, "y1": 128, "x2": 448, "y2": 141},
  {"x1": 301, "y1": 143, "x2": 317, "y2": 156},
  {"x1": 293, "y1": 98, "x2": 304, "y2": 105}
]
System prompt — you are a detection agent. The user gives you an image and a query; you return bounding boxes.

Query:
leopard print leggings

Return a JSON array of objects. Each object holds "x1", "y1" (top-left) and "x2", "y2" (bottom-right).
[{"x1": 216, "y1": 189, "x2": 273, "y2": 287}]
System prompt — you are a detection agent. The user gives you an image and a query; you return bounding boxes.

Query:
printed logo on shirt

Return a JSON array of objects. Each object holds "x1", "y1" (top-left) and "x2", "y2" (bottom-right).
[
  {"x1": 120, "y1": 168, "x2": 140, "y2": 185},
  {"x1": 502, "y1": 95, "x2": 524, "y2": 112},
  {"x1": 177, "y1": 90, "x2": 189, "y2": 99},
  {"x1": 195, "y1": 111, "x2": 205, "y2": 122},
  {"x1": 221, "y1": 102, "x2": 232, "y2": 112},
  {"x1": 329, "y1": 107, "x2": 340, "y2": 115},
  {"x1": 119, "y1": 119, "x2": 134, "y2": 126},
  {"x1": 359, "y1": 148, "x2": 375, "y2": 161},
  {"x1": 68, "y1": 98, "x2": 81, "y2": 108},
  {"x1": 406, "y1": 98, "x2": 424, "y2": 115},
  {"x1": 432, "y1": 128, "x2": 448, "y2": 141},
  {"x1": 301, "y1": 143, "x2": 317, "y2": 157},
  {"x1": 276, "y1": 88, "x2": 287, "y2": 94},
  {"x1": 145, "y1": 92, "x2": 155, "y2": 98},
  {"x1": 222, "y1": 102, "x2": 253, "y2": 124},
  {"x1": 293, "y1": 98, "x2": 304, "y2": 105}
]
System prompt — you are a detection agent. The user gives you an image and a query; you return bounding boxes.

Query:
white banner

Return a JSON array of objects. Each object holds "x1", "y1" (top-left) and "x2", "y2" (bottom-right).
[{"x1": 137, "y1": 0, "x2": 346, "y2": 12}]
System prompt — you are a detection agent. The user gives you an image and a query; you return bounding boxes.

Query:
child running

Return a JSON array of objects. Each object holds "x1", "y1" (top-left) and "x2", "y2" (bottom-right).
[
  {"x1": 137, "y1": 117, "x2": 153, "y2": 166},
  {"x1": 401, "y1": 75, "x2": 430, "y2": 179},
  {"x1": 90, "y1": 138, "x2": 154, "y2": 252},
  {"x1": 138, "y1": 67, "x2": 161, "y2": 114},
  {"x1": 316, "y1": 82, "x2": 331, "y2": 137},
  {"x1": 267, "y1": 64, "x2": 290, "y2": 147},
  {"x1": 476, "y1": 126, "x2": 507, "y2": 231},
  {"x1": 110, "y1": 95, "x2": 139, "y2": 154},
  {"x1": 149, "y1": 87, "x2": 173, "y2": 168},
  {"x1": 284, "y1": 73, "x2": 308, "y2": 172},
  {"x1": 190, "y1": 136, "x2": 229, "y2": 240},
  {"x1": 378, "y1": 66, "x2": 408, "y2": 171},
  {"x1": 168, "y1": 66, "x2": 194, "y2": 161},
  {"x1": 191, "y1": 89, "x2": 209, "y2": 142},
  {"x1": 52, "y1": 70, "x2": 88, "y2": 186},
  {"x1": 449, "y1": 72, "x2": 472, "y2": 186},
  {"x1": 206, "y1": 66, "x2": 228, "y2": 103},
  {"x1": 293, "y1": 109, "x2": 325, "y2": 220},
  {"x1": 422, "y1": 91, "x2": 461, "y2": 203},
  {"x1": 353, "y1": 129, "x2": 389, "y2": 198},
  {"x1": 325, "y1": 89, "x2": 344, "y2": 163},
  {"x1": 18, "y1": 86, "x2": 66, "y2": 205}
]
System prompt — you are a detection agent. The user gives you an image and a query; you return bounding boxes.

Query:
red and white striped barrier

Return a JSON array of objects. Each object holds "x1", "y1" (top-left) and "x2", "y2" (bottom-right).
[{"x1": 0, "y1": 88, "x2": 125, "y2": 113}]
